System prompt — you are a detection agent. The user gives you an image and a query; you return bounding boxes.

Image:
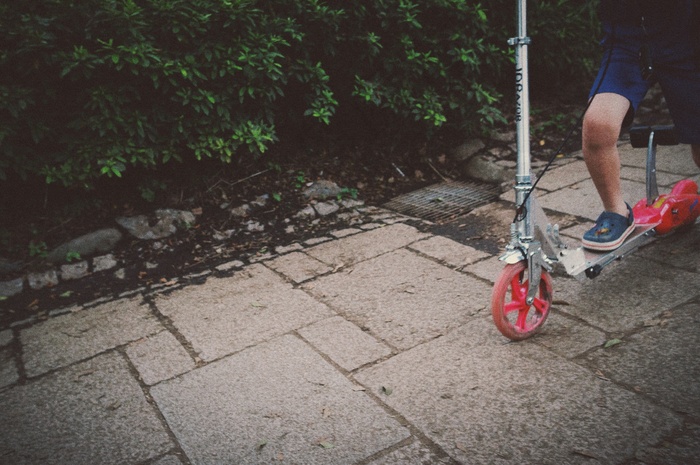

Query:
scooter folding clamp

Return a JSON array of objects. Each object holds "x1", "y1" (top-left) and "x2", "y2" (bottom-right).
[{"x1": 507, "y1": 37, "x2": 532, "y2": 46}]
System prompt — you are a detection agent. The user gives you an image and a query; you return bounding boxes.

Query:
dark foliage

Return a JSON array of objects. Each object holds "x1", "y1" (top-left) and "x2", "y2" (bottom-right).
[{"x1": 0, "y1": 0, "x2": 599, "y2": 189}]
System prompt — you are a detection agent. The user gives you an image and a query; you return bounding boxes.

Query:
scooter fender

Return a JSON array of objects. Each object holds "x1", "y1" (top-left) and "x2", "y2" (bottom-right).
[{"x1": 633, "y1": 194, "x2": 700, "y2": 235}]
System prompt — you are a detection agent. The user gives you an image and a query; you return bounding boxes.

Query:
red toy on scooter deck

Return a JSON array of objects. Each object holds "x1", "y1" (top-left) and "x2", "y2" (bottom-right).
[
  {"x1": 630, "y1": 125, "x2": 700, "y2": 235},
  {"x1": 490, "y1": 1, "x2": 700, "y2": 341},
  {"x1": 633, "y1": 180, "x2": 700, "y2": 234}
]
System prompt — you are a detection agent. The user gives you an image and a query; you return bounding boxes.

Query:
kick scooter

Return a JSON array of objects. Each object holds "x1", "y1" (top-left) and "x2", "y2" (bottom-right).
[{"x1": 491, "y1": 0, "x2": 700, "y2": 341}]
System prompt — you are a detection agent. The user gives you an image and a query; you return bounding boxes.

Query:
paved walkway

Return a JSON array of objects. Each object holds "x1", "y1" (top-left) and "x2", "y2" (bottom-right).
[{"x1": 1, "y1": 144, "x2": 699, "y2": 465}]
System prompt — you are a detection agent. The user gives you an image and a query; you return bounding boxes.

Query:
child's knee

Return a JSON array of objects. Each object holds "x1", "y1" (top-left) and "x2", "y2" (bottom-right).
[{"x1": 582, "y1": 114, "x2": 620, "y2": 153}]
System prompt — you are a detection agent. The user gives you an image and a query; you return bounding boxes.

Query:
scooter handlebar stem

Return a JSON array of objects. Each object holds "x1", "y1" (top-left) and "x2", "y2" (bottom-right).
[
  {"x1": 508, "y1": 0, "x2": 535, "y2": 242},
  {"x1": 512, "y1": 0, "x2": 532, "y2": 182}
]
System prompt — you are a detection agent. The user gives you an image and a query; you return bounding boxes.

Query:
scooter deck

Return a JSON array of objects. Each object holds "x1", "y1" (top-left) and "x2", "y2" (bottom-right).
[{"x1": 561, "y1": 222, "x2": 659, "y2": 280}]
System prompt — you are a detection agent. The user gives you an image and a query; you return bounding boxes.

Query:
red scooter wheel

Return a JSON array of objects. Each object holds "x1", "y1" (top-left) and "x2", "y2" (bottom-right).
[{"x1": 492, "y1": 261, "x2": 553, "y2": 341}]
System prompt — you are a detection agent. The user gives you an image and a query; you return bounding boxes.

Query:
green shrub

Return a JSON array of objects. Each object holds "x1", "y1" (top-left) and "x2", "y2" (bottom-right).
[
  {"x1": 517, "y1": 0, "x2": 601, "y2": 96},
  {"x1": 0, "y1": 0, "x2": 599, "y2": 189}
]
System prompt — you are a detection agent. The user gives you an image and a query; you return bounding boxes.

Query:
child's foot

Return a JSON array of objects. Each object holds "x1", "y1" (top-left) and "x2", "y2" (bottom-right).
[{"x1": 582, "y1": 203, "x2": 635, "y2": 252}]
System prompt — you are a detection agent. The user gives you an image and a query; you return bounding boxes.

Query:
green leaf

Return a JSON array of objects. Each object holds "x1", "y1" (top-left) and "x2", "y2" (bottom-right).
[
  {"x1": 318, "y1": 442, "x2": 334, "y2": 449},
  {"x1": 604, "y1": 338, "x2": 623, "y2": 349}
]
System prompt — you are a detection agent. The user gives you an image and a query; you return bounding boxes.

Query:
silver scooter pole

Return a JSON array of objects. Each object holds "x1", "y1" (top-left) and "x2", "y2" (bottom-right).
[
  {"x1": 505, "y1": 0, "x2": 547, "y2": 305},
  {"x1": 509, "y1": 0, "x2": 534, "y2": 242}
]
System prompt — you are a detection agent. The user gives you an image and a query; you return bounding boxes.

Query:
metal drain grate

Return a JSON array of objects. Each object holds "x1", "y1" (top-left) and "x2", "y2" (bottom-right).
[{"x1": 383, "y1": 180, "x2": 501, "y2": 222}]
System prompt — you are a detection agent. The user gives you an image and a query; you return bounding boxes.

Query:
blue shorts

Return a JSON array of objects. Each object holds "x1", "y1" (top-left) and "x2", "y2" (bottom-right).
[{"x1": 589, "y1": 21, "x2": 700, "y2": 144}]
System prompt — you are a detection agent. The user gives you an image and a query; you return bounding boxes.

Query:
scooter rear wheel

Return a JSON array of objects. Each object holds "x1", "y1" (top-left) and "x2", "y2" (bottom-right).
[{"x1": 492, "y1": 261, "x2": 553, "y2": 341}]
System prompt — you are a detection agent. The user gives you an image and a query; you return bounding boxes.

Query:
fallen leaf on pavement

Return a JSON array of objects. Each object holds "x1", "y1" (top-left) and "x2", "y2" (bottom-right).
[
  {"x1": 455, "y1": 442, "x2": 469, "y2": 452},
  {"x1": 604, "y1": 338, "x2": 623, "y2": 348}
]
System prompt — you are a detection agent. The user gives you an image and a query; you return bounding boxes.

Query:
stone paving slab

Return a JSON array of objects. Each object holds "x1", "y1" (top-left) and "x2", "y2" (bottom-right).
[
  {"x1": 366, "y1": 439, "x2": 453, "y2": 465},
  {"x1": 266, "y1": 250, "x2": 333, "y2": 284},
  {"x1": 462, "y1": 255, "x2": 504, "y2": 283},
  {"x1": 553, "y1": 255, "x2": 700, "y2": 333},
  {"x1": 150, "y1": 334, "x2": 410, "y2": 465},
  {"x1": 532, "y1": 159, "x2": 589, "y2": 192},
  {"x1": 559, "y1": 221, "x2": 596, "y2": 241},
  {"x1": 636, "y1": 223, "x2": 700, "y2": 272},
  {"x1": 539, "y1": 178, "x2": 647, "y2": 220},
  {"x1": 304, "y1": 222, "x2": 428, "y2": 267},
  {"x1": 408, "y1": 235, "x2": 490, "y2": 269},
  {"x1": 298, "y1": 316, "x2": 392, "y2": 372},
  {"x1": 619, "y1": 143, "x2": 699, "y2": 174},
  {"x1": 633, "y1": 422, "x2": 700, "y2": 465},
  {"x1": 498, "y1": 157, "x2": 588, "y2": 202},
  {"x1": 0, "y1": 352, "x2": 172, "y2": 465},
  {"x1": 530, "y1": 310, "x2": 607, "y2": 359},
  {"x1": 305, "y1": 248, "x2": 492, "y2": 351},
  {"x1": 354, "y1": 317, "x2": 682, "y2": 465},
  {"x1": 621, "y1": 165, "x2": 685, "y2": 187},
  {"x1": 126, "y1": 330, "x2": 195, "y2": 385},
  {"x1": 153, "y1": 455, "x2": 186, "y2": 465},
  {"x1": 583, "y1": 300, "x2": 700, "y2": 417},
  {"x1": 0, "y1": 347, "x2": 18, "y2": 388},
  {"x1": 427, "y1": 201, "x2": 524, "y2": 256},
  {"x1": 20, "y1": 296, "x2": 163, "y2": 377},
  {"x1": 154, "y1": 264, "x2": 333, "y2": 362}
]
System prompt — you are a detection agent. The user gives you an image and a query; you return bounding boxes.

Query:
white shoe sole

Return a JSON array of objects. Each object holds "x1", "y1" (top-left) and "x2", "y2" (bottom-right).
[{"x1": 582, "y1": 222, "x2": 635, "y2": 252}]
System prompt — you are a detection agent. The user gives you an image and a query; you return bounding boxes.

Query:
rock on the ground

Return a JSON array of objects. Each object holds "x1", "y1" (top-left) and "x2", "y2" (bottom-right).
[
  {"x1": 116, "y1": 209, "x2": 196, "y2": 240},
  {"x1": 295, "y1": 206, "x2": 316, "y2": 219},
  {"x1": 491, "y1": 130, "x2": 516, "y2": 143},
  {"x1": 0, "y1": 258, "x2": 22, "y2": 275},
  {"x1": 27, "y1": 269, "x2": 59, "y2": 290},
  {"x1": 212, "y1": 229, "x2": 236, "y2": 241},
  {"x1": 340, "y1": 199, "x2": 365, "y2": 209},
  {"x1": 461, "y1": 154, "x2": 514, "y2": 184},
  {"x1": 250, "y1": 194, "x2": 269, "y2": 208},
  {"x1": 93, "y1": 254, "x2": 118, "y2": 272},
  {"x1": 303, "y1": 180, "x2": 342, "y2": 200},
  {"x1": 246, "y1": 221, "x2": 264, "y2": 232},
  {"x1": 0, "y1": 278, "x2": 24, "y2": 297},
  {"x1": 60, "y1": 261, "x2": 89, "y2": 280},
  {"x1": 230, "y1": 204, "x2": 251, "y2": 217},
  {"x1": 451, "y1": 139, "x2": 486, "y2": 162},
  {"x1": 314, "y1": 201, "x2": 340, "y2": 217},
  {"x1": 45, "y1": 228, "x2": 123, "y2": 264}
]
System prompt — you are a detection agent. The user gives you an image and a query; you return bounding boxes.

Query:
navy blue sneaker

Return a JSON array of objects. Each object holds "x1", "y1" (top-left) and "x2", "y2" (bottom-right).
[{"x1": 582, "y1": 203, "x2": 635, "y2": 252}]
